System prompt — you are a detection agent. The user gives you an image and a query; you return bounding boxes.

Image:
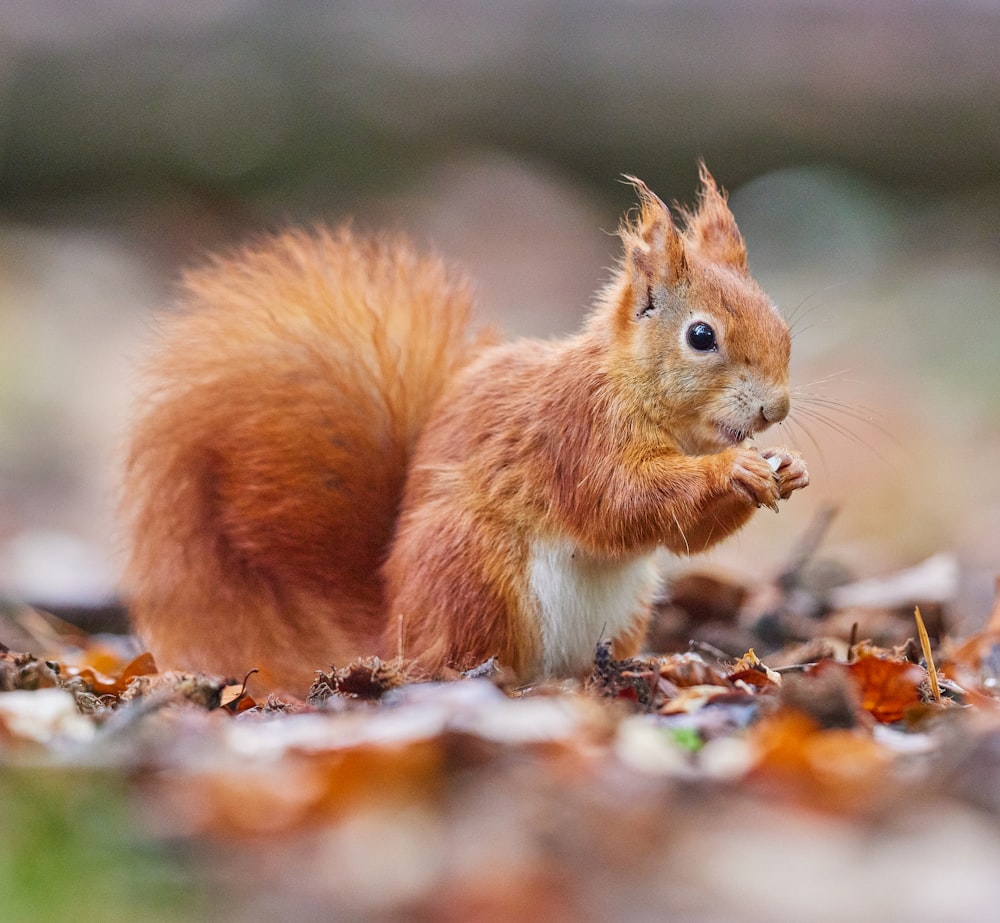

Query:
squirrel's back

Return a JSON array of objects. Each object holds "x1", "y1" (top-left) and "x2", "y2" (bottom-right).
[{"x1": 121, "y1": 226, "x2": 487, "y2": 690}]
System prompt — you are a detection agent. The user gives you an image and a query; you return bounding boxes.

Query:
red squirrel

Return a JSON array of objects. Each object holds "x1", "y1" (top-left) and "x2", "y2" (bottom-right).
[{"x1": 121, "y1": 165, "x2": 809, "y2": 693}]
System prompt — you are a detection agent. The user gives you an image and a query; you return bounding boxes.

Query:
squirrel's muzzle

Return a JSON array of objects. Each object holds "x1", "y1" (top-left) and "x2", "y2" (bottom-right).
[{"x1": 761, "y1": 391, "x2": 790, "y2": 426}]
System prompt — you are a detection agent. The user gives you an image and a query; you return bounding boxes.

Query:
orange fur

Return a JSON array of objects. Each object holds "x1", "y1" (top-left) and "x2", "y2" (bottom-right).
[{"x1": 121, "y1": 169, "x2": 809, "y2": 693}]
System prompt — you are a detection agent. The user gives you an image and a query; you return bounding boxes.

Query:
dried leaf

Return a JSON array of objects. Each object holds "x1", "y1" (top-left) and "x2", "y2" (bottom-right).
[
  {"x1": 842, "y1": 655, "x2": 926, "y2": 723},
  {"x1": 120, "y1": 651, "x2": 158, "y2": 683},
  {"x1": 119, "y1": 671, "x2": 228, "y2": 710},
  {"x1": 727, "y1": 649, "x2": 781, "y2": 688},
  {"x1": 657, "y1": 652, "x2": 731, "y2": 688},
  {"x1": 749, "y1": 708, "x2": 891, "y2": 813}
]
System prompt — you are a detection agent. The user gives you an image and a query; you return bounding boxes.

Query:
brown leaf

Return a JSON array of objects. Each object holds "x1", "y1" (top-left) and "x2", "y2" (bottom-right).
[
  {"x1": 726, "y1": 649, "x2": 780, "y2": 688},
  {"x1": 827, "y1": 655, "x2": 926, "y2": 724},
  {"x1": 656, "y1": 652, "x2": 731, "y2": 688},
  {"x1": 749, "y1": 708, "x2": 891, "y2": 813},
  {"x1": 120, "y1": 651, "x2": 158, "y2": 683}
]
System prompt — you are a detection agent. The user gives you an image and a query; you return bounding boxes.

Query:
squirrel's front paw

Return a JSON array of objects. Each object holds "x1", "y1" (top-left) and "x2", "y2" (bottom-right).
[
  {"x1": 760, "y1": 447, "x2": 809, "y2": 500},
  {"x1": 729, "y1": 446, "x2": 782, "y2": 512}
]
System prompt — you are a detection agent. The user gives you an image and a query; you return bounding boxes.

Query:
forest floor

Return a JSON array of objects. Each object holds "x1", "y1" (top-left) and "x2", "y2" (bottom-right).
[{"x1": 4, "y1": 520, "x2": 1000, "y2": 923}]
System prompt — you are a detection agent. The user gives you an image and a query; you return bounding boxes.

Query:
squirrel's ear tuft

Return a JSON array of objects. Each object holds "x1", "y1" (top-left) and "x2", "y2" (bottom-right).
[
  {"x1": 685, "y1": 162, "x2": 748, "y2": 273},
  {"x1": 619, "y1": 175, "x2": 687, "y2": 287}
]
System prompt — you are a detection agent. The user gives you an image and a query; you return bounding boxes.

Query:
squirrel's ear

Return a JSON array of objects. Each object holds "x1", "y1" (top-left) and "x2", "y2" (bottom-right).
[
  {"x1": 620, "y1": 175, "x2": 687, "y2": 288},
  {"x1": 685, "y1": 163, "x2": 748, "y2": 273}
]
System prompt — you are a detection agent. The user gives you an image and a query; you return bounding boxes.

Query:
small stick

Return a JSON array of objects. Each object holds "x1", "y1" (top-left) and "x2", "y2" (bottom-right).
[
  {"x1": 777, "y1": 504, "x2": 837, "y2": 589},
  {"x1": 914, "y1": 606, "x2": 941, "y2": 703},
  {"x1": 847, "y1": 621, "x2": 859, "y2": 662}
]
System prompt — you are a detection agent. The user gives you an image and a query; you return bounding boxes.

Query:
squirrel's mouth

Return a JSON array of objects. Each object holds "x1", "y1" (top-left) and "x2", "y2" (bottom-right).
[
  {"x1": 686, "y1": 420, "x2": 757, "y2": 455},
  {"x1": 715, "y1": 423, "x2": 751, "y2": 447}
]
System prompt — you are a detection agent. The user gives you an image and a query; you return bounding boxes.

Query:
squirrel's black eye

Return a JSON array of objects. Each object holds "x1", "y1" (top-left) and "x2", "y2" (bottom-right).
[{"x1": 686, "y1": 322, "x2": 717, "y2": 352}]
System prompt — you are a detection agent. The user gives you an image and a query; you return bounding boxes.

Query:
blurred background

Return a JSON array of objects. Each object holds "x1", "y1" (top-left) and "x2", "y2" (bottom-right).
[{"x1": 0, "y1": 0, "x2": 998, "y2": 631}]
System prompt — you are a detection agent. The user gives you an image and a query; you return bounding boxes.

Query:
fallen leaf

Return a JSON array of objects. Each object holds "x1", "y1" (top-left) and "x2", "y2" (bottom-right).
[
  {"x1": 749, "y1": 708, "x2": 892, "y2": 813},
  {"x1": 843, "y1": 655, "x2": 926, "y2": 723}
]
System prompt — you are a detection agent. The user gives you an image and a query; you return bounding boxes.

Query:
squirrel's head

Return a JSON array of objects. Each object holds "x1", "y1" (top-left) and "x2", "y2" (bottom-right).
[{"x1": 602, "y1": 165, "x2": 791, "y2": 456}]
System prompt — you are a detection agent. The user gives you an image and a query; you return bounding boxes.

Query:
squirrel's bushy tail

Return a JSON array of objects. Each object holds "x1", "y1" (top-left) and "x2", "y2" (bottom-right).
[{"x1": 121, "y1": 227, "x2": 487, "y2": 691}]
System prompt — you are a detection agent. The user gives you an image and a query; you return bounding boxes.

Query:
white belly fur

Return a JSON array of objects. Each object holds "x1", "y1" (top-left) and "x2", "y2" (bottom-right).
[{"x1": 528, "y1": 539, "x2": 660, "y2": 675}]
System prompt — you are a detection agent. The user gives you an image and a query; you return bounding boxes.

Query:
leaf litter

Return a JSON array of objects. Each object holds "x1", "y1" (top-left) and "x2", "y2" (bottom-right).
[{"x1": 6, "y1": 515, "x2": 1000, "y2": 920}]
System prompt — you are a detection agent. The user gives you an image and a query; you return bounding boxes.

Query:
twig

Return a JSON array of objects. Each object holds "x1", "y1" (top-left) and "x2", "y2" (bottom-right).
[{"x1": 777, "y1": 504, "x2": 837, "y2": 589}]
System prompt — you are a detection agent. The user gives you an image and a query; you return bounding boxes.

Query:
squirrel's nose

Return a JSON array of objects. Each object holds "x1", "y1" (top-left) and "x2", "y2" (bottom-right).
[{"x1": 760, "y1": 392, "x2": 790, "y2": 425}]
